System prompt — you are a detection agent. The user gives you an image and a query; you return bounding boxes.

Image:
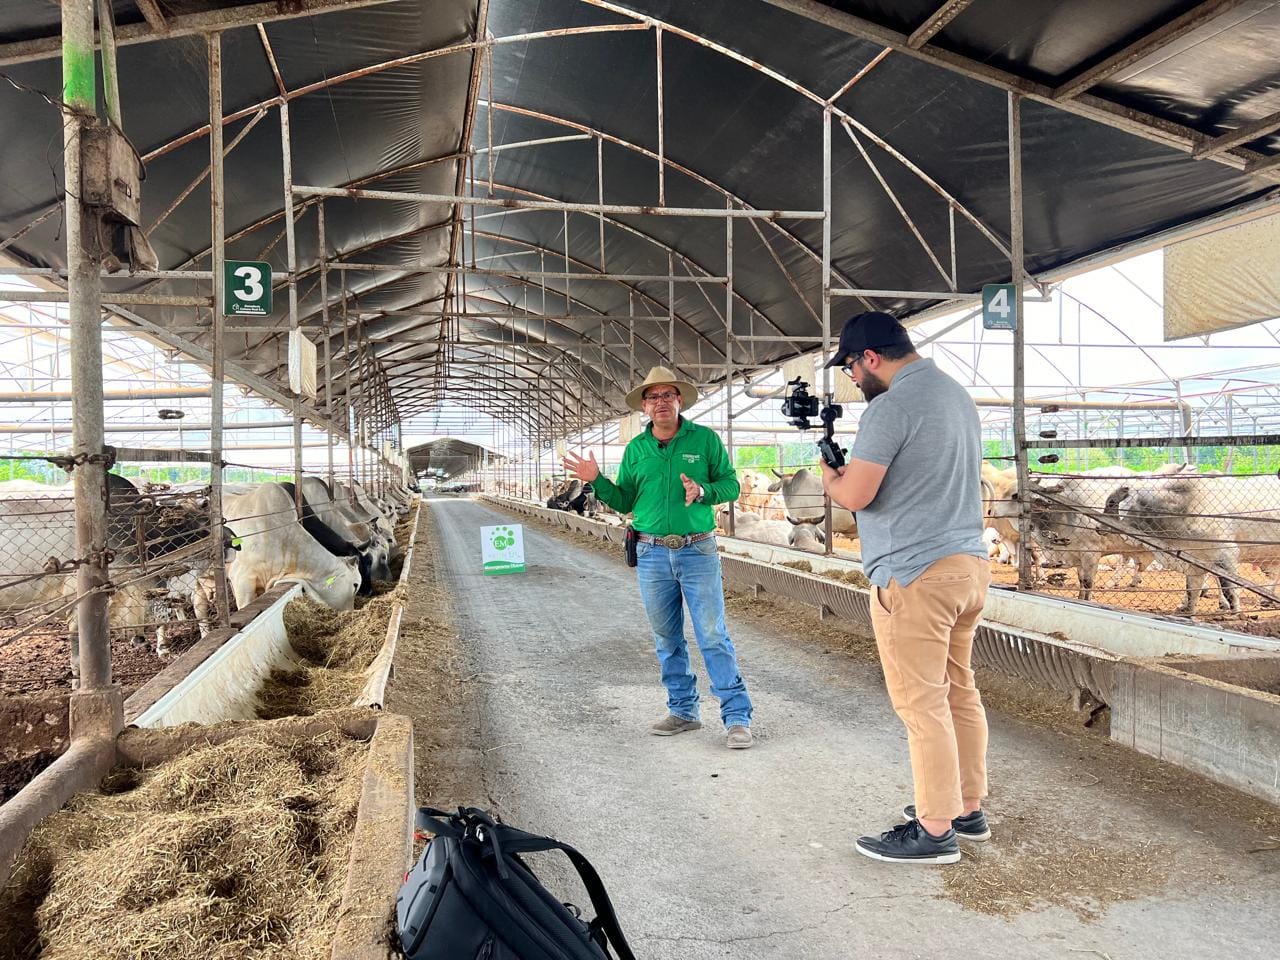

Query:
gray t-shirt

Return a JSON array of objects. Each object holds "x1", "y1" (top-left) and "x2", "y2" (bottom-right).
[{"x1": 849, "y1": 357, "x2": 987, "y2": 588}]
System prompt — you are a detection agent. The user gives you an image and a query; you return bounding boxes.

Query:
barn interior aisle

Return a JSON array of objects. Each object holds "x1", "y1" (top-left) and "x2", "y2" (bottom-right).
[{"x1": 404, "y1": 497, "x2": 1280, "y2": 960}]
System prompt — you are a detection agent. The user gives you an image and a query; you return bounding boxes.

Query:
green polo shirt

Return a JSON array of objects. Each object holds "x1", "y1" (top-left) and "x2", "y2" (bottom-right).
[{"x1": 591, "y1": 417, "x2": 740, "y2": 536}]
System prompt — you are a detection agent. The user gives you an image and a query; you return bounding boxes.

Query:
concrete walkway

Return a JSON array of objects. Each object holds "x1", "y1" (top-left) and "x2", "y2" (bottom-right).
[{"x1": 422, "y1": 497, "x2": 1279, "y2": 959}]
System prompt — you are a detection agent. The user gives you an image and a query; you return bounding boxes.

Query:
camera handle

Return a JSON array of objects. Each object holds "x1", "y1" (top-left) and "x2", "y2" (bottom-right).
[{"x1": 817, "y1": 394, "x2": 846, "y2": 469}]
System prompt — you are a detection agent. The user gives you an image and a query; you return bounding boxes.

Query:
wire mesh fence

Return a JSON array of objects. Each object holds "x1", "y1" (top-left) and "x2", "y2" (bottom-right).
[
  {"x1": 0, "y1": 463, "x2": 223, "y2": 693},
  {"x1": 982, "y1": 448, "x2": 1280, "y2": 633}
]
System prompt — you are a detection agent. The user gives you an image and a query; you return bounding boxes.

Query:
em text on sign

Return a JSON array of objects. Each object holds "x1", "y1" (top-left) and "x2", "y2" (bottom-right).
[
  {"x1": 981, "y1": 282, "x2": 1017, "y2": 331},
  {"x1": 223, "y1": 260, "x2": 273, "y2": 317}
]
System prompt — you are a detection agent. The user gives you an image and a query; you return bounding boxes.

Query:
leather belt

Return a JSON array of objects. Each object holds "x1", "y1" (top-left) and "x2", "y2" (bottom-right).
[{"x1": 637, "y1": 531, "x2": 716, "y2": 550}]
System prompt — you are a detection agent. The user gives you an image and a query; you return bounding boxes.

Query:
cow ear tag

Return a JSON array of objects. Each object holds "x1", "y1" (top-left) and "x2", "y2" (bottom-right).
[
  {"x1": 231, "y1": 537, "x2": 243, "y2": 548},
  {"x1": 324, "y1": 575, "x2": 337, "y2": 587}
]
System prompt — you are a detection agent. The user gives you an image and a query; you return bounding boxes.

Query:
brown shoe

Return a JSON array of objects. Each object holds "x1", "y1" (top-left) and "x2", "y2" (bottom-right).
[
  {"x1": 651, "y1": 714, "x2": 702, "y2": 736},
  {"x1": 726, "y1": 725, "x2": 753, "y2": 749}
]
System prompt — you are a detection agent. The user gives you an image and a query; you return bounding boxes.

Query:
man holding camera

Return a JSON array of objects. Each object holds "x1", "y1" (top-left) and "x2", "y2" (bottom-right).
[
  {"x1": 820, "y1": 311, "x2": 990, "y2": 865},
  {"x1": 563, "y1": 366, "x2": 753, "y2": 749}
]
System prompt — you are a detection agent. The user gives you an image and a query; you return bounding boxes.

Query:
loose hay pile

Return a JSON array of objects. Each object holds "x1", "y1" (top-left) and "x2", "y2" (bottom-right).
[
  {"x1": 778, "y1": 559, "x2": 872, "y2": 589},
  {"x1": 0, "y1": 728, "x2": 367, "y2": 960},
  {"x1": 940, "y1": 813, "x2": 1170, "y2": 920},
  {"x1": 258, "y1": 590, "x2": 402, "y2": 719}
]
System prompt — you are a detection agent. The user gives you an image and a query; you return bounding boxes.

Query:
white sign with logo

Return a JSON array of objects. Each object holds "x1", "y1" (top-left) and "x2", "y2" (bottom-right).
[{"x1": 481, "y1": 524, "x2": 525, "y2": 576}]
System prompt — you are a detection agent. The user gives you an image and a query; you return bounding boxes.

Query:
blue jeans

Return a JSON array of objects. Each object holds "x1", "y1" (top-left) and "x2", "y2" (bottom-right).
[{"x1": 635, "y1": 537, "x2": 752, "y2": 728}]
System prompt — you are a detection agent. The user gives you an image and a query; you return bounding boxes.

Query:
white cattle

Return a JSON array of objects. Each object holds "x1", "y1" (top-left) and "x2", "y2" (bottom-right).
[
  {"x1": 788, "y1": 523, "x2": 826, "y2": 555},
  {"x1": 767, "y1": 468, "x2": 857, "y2": 535},
  {"x1": 298, "y1": 476, "x2": 391, "y2": 585},
  {"x1": 985, "y1": 465, "x2": 1199, "y2": 600},
  {"x1": 717, "y1": 508, "x2": 792, "y2": 546},
  {"x1": 222, "y1": 483, "x2": 361, "y2": 611},
  {"x1": 1111, "y1": 471, "x2": 1280, "y2": 614}
]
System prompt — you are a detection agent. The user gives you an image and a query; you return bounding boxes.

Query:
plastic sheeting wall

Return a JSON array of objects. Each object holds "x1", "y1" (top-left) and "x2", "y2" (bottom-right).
[{"x1": 1164, "y1": 212, "x2": 1280, "y2": 340}]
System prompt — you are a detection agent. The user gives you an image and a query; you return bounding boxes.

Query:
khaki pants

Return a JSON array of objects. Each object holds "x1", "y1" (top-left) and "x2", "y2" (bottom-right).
[{"x1": 870, "y1": 554, "x2": 991, "y2": 822}]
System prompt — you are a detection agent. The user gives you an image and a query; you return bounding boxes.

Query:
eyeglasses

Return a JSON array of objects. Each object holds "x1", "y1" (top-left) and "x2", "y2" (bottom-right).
[
  {"x1": 643, "y1": 391, "x2": 679, "y2": 403},
  {"x1": 840, "y1": 356, "x2": 864, "y2": 378}
]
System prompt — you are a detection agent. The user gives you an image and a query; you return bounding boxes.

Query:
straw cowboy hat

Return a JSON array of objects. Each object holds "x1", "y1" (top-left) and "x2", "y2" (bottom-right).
[{"x1": 625, "y1": 365, "x2": 699, "y2": 412}]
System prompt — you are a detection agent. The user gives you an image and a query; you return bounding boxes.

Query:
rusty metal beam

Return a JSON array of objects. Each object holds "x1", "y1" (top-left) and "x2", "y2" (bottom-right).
[
  {"x1": 907, "y1": 0, "x2": 976, "y2": 49},
  {"x1": 0, "y1": 0, "x2": 396, "y2": 66},
  {"x1": 1195, "y1": 107, "x2": 1280, "y2": 159},
  {"x1": 757, "y1": 0, "x2": 1279, "y2": 180},
  {"x1": 1052, "y1": 1, "x2": 1248, "y2": 101},
  {"x1": 134, "y1": 0, "x2": 170, "y2": 34}
]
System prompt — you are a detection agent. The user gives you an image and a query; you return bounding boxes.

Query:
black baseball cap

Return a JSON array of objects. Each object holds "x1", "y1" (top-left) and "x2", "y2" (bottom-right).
[{"x1": 823, "y1": 311, "x2": 915, "y2": 368}]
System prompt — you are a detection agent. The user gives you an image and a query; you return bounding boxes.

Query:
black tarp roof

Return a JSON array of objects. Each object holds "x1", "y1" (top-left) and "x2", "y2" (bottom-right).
[{"x1": 1, "y1": 0, "x2": 1278, "y2": 436}]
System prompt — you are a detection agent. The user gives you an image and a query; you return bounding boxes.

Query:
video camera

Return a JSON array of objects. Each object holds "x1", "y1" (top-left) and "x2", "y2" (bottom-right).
[{"x1": 780, "y1": 378, "x2": 846, "y2": 469}]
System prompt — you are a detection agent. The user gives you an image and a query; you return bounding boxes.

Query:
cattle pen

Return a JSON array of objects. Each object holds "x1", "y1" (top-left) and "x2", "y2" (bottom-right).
[{"x1": 2, "y1": 2, "x2": 1280, "y2": 958}]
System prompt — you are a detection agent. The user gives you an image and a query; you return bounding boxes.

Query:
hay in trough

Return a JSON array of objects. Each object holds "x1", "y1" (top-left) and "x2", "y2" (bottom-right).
[
  {"x1": 0, "y1": 728, "x2": 367, "y2": 960},
  {"x1": 260, "y1": 590, "x2": 401, "y2": 718}
]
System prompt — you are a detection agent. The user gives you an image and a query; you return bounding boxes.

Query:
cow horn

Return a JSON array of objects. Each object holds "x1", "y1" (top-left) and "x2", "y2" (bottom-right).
[{"x1": 771, "y1": 469, "x2": 784, "y2": 479}]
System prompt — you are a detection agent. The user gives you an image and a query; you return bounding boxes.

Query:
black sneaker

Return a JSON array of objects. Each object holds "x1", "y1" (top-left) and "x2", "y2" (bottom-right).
[
  {"x1": 902, "y1": 804, "x2": 991, "y2": 842},
  {"x1": 855, "y1": 819, "x2": 961, "y2": 864}
]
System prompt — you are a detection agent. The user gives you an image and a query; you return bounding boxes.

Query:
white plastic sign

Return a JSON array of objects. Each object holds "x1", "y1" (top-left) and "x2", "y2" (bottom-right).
[
  {"x1": 481, "y1": 524, "x2": 525, "y2": 576},
  {"x1": 982, "y1": 283, "x2": 1017, "y2": 331}
]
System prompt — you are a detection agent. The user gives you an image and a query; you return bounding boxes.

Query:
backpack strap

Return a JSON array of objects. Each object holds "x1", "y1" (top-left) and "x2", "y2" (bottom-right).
[
  {"x1": 477, "y1": 825, "x2": 638, "y2": 960},
  {"x1": 413, "y1": 806, "x2": 466, "y2": 840},
  {"x1": 415, "y1": 810, "x2": 637, "y2": 960}
]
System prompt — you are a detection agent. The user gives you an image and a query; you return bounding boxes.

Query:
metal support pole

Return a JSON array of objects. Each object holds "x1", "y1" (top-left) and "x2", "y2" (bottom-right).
[
  {"x1": 667, "y1": 251, "x2": 675, "y2": 361},
  {"x1": 1009, "y1": 92, "x2": 1031, "y2": 588},
  {"x1": 64, "y1": 0, "x2": 111, "y2": 692},
  {"x1": 96, "y1": 0, "x2": 121, "y2": 128},
  {"x1": 596, "y1": 135, "x2": 606, "y2": 271},
  {"x1": 207, "y1": 32, "x2": 231, "y2": 626},
  {"x1": 341, "y1": 271, "x2": 355, "y2": 502},
  {"x1": 821, "y1": 106, "x2": 834, "y2": 556},
  {"x1": 280, "y1": 100, "x2": 303, "y2": 516},
  {"x1": 319, "y1": 203, "x2": 335, "y2": 492},
  {"x1": 656, "y1": 25, "x2": 666, "y2": 206},
  {"x1": 724, "y1": 199, "x2": 735, "y2": 538}
]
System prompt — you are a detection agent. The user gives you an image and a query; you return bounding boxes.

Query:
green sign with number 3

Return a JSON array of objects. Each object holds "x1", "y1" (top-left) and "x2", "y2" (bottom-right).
[
  {"x1": 223, "y1": 260, "x2": 273, "y2": 317},
  {"x1": 981, "y1": 283, "x2": 1017, "y2": 331}
]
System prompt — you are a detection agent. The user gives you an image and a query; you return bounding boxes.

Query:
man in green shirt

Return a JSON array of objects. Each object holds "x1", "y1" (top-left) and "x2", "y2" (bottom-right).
[{"x1": 563, "y1": 366, "x2": 754, "y2": 749}]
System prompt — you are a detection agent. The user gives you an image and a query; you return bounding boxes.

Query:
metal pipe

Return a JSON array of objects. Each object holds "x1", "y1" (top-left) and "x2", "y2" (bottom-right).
[
  {"x1": 0, "y1": 290, "x2": 212, "y2": 306},
  {"x1": 208, "y1": 32, "x2": 231, "y2": 626},
  {"x1": 975, "y1": 397, "x2": 1189, "y2": 412},
  {"x1": 830, "y1": 287, "x2": 981, "y2": 300},
  {"x1": 292, "y1": 184, "x2": 824, "y2": 219},
  {"x1": 280, "y1": 101, "x2": 304, "y2": 518},
  {"x1": 62, "y1": 0, "x2": 111, "y2": 692},
  {"x1": 0, "y1": 387, "x2": 210, "y2": 402},
  {"x1": 656, "y1": 26, "x2": 665, "y2": 205},
  {"x1": 1009, "y1": 92, "x2": 1030, "y2": 589},
  {"x1": 319, "y1": 204, "x2": 335, "y2": 492},
  {"x1": 0, "y1": 420, "x2": 299, "y2": 433},
  {"x1": 597, "y1": 135, "x2": 606, "y2": 271},
  {"x1": 96, "y1": 0, "x2": 122, "y2": 128},
  {"x1": 725, "y1": 198, "x2": 735, "y2": 537},
  {"x1": 821, "y1": 107, "x2": 834, "y2": 555},
  {"x1": 326, "y1": 263, "x2": 730, "y2": 282},
  {"x1": 844, "y1": 123, "x2": 954, "y2": 290}
]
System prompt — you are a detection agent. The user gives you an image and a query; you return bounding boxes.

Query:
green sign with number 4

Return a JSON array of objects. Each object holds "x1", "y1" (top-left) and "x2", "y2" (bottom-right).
[
  {"x1": 981, "y1": 283, "x2": 1017, "y2": 331},
  {"x1": 223, "y1": 260, "x2": 273, "y2": 317}
]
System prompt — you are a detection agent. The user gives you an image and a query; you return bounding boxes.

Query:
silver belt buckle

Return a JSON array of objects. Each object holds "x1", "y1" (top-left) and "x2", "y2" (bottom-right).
[{"x1": 659, "y1": 534, "x2": 686, "y2": 549}]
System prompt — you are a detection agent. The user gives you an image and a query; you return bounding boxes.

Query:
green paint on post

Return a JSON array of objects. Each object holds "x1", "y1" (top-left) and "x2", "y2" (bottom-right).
[{"x1": 62, "y1": 48, "x2": 95, "y2": 110}]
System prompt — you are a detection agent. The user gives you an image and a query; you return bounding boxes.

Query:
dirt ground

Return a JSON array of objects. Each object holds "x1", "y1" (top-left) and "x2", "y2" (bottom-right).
[
  {"x1": 383, "y1": 500, "x2": 490, "y2": 811},
  {"x1": 0, "y1": 622, "x2": 200, "y2": 696}
]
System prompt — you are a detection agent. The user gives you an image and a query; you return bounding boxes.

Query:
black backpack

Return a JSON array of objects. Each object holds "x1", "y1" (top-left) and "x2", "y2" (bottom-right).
[{"x1": 396, "y1": 807, "x2": 638, "y2": 960}]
